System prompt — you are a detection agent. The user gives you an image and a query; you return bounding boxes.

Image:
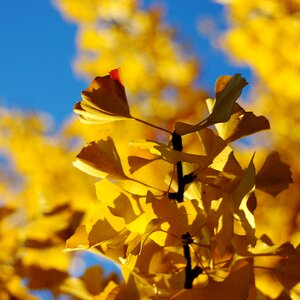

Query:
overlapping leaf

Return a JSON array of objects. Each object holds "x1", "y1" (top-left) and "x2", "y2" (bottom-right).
[
  {"x1": 255, "y1": 151, "x2": 292, "y2": 197},
  {"x1": 215, "y1": 103, "x2": 270, "y2": 143},
  {"x1": 130, "y1": 139, "x2": 210, "y2": 165},
  {"x1": 73, "y1": 136, "x2": 128, "y2": 179},
  {"x1": 175, "y1": 74, "x2": 248, "y2": 135}
]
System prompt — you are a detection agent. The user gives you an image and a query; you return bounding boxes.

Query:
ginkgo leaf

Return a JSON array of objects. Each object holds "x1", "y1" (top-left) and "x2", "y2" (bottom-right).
[
  {"x1": 95, "y1": 179, "x2": 140, "y2": 224},
  {"x1": 128, "y1": 155, "x2": 160, "y2": 174},
  {"x1": 74, "y1": 69, "x2": 132, "y2": 123},
  {"x1": 197, "y1": 128, "x2": 227, "y2": 159},
  {"x1": 175, "y1": 74, "x2": 248, "y2": 135},
  {"x1": 255, "y1": 151, "x2": 292, "y2": 196},
  {"x1": 65, "y1": 225, "x2": 89, "y2": 251},
  {"x1": 215, "y1": 197, "x2": 234, "y2": 257},
  {"x1": 81, "y1": 266, "x2": 105, "y2": 295},
  {"x1": 88, "y1": 217, "x2": 125, "y2": 247},
  {"x1": 60, "y1": 277, "x2": 94, "y2": 300},
  {"x1": 73, "y1": 136, "x2": 128, "y2": 179},
  {"x1": 193, "y1": 167, "x2": 237, "y2": 191},
  {"x1": 130, "y1": 139, "x2": 210, "y2": 165},
  {"x1": 231, "y1": 154, "x2": 255, "y2": 210},
  {"x1": 209, "y1": 74, "x2": 248, "y2": 123},
  {"x1": 130, "y1": 218, "x2": 164, "y2": 255},
  {"x1": 215, "y1": 103, "x2": 270, "y2": 143}
]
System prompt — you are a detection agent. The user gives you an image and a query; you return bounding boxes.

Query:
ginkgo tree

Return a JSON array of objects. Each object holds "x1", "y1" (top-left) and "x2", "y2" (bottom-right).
[{"x1": 66, "y1": 68, "x2": 300, "y2": 299}]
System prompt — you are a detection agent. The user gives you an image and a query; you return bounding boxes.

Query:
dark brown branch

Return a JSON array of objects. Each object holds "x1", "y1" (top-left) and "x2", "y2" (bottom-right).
[{"x1": 181, "y1": 232, "x2": 203, "y2": 289}]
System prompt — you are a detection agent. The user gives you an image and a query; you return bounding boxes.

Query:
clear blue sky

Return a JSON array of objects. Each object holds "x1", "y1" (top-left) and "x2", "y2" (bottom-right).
[{"x1": 0, "y1": 0, "x2": 251, "y2": 127}]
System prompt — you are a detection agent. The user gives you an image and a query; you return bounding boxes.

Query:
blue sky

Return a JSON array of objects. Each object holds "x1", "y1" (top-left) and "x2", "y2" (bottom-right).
[{"x1": 0, "y1": 0, "x2": 251, "y2": 127}]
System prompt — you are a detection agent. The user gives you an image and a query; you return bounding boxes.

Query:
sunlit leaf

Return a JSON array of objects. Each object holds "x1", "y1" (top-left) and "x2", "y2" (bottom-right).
[
  {"x1": 130, "y1": 139, "x2": 210, "y2": 165},
  {"x1": 73, "y1": 137, "x2": 128, "y2": 179},
  {"x1": 60, "y1": 277, "x2": 93, "y2": 300},
  {"x1": 96, "y1": 179, "x2": 140, "y2": 224},
  {"x1": 65, "y1": 225, "x2": 89, "y2": 251},
  {"x1": 128, "y1": 155, "x2": 159, "y2": 174},
  {"x1": 197, "y1": 128, "x2": 227, "y2": 159},
  {"x1": 231, "y1": 154, "x2": 255, "y2": 210},
  {"x1": 74, "y1": 69, "x2": 132, "y2": 123},
  {"x1": 175, "y1": 74, "x2": 248, "y2": 135},
  {"x1": 215, "y1": 196, "x2": 234, "y2": 257},
  {"x1": 215, "y1": 103, "x2": 270, "y2": 143},
  {"x1": 255, "y1": 151, "x2": 293, "y2": 197}
]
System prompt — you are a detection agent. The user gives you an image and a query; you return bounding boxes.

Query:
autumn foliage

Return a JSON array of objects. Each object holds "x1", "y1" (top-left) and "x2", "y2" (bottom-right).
[
  {"x1": 65, "y1": 68, "x2": 298, "y2": 299},
  {"x1": 1, "y1": 0, "x2": 300, "y2": 299}
]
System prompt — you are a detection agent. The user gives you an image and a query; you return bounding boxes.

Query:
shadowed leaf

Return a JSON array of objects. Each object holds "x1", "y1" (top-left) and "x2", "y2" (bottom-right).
[
  {"x1": 175, "y1": 74, "x2": 248, "y2": 135},
  {"x1": 255, "y1": 151, "x2": 292, "y2": 196},
  {"x1": 130, "y1": 139, "x2": 210, "y2": 165},
  {"x1": 216, "y1": 103, "x2": 270, "y2": 142},
  {"x1": 128, "y1": 156, "x2": 159, "y2": 174}
]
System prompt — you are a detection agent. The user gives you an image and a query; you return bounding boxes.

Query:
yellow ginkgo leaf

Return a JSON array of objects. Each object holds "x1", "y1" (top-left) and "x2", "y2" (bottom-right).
[
  {"x1": 215, "y1": 103, "x2": 270, "y2": 143},
  {"x1": 74, "y1": 69, "x2": 132, "y2": 123},
  {"x1": 130, "y1": 139, "x2": 210, "y2": 165},
  {"x1": 73, "y1": 136, "x2": 128, "y2": 179},
  {"x1": 65, "y1": 225, "x2": 89, "y2": 251},
  {"x1": 127, "y1": 156, "x2": 159, "y2": 174},
  {"x1": 175, "y1": 74, "x2": 248, "y2": 135}
]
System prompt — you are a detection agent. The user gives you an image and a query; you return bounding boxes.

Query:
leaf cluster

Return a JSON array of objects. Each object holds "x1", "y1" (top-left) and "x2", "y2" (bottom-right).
[{"x1": 70, "y1": 69, "x2": 299, "y2": 299}]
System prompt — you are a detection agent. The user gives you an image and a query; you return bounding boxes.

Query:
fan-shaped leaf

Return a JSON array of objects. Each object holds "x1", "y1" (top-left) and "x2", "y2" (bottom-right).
[
  {"x1": 215, "y1": 103, "x2": 270, "y2": 142},
  {"x1": 175, "y1": 74, "x2": 248, "y2": 135},
  {"x1": 74, "y1": 69, "x2": 132, "y2": 123},
  {"x1": 255, "y1": 151, "x2": 292, "y2": 196},
  {"x1": 73, "y1": 137, "x2": 128, "y2": 179}
]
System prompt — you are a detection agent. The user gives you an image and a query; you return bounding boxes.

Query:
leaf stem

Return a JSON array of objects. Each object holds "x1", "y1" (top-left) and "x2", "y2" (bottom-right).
[{"x1": 133, "y1": 117, "x2": 172, "y2": 134}]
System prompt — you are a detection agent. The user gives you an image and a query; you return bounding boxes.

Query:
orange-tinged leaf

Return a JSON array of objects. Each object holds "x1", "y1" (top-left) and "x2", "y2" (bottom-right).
[
  {"x1": 175, "y1": 74, "x2": 248, "y2": 135},
  {"x1": 208, "y1": 74, "x2": 248, "y2": 124},
  {"x1": 74, "y1": 69, "x2": 132, "y2": 123},
  {"x1": 73, "y1": 137, "x2": 128, "y2": 179},
  {"x1": 255, "y1": 151, "x2": 293, "y2": 196}
]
